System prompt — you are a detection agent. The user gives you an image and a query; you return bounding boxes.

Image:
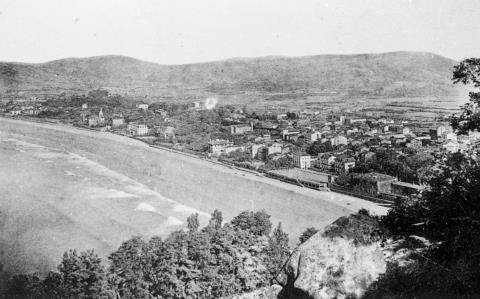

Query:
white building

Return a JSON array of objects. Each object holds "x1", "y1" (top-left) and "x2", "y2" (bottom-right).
[
  {"x1": 136, "y1": 103, "x2": 149, "y2": 111},
  {"x1": 307, "y1": 131, "x2": 322, "y2": 143},
  {"x1": 331, "y1": 135, "x2": 348, "y2": 146},
  {"x1": 445, "y1": 132, "x2": 457, "y2": 142},
  {"x1": 250, "y1": 144, "x2": 265, "y2": 158},
  {"x1": 293, "y1": 152, "x2": 311, "y2": 169},
  {"x1": 208, "y1": 139, "x2": 234, "y2": 154},
  {"x1": 261, "y1": 143, "x2": 283, "y2": 159},
  {"x1": 112, "y1": 117, "x2": 125, "y2": 127},
  {"x1": 224, "y1": 145, "x2": 246, "y2": 154},
  {"x1": 88, "y1": 108, "x2": 105, "y2": 127},
  {"x1": 443, "y1": 141, "x2": 459, "y2": 153},
  {"x1": 334, "y1": 156, "x2": 356, "y2": 173},
  {"x1": 128, "y1": 123, "x2": 148, "y2": 136},
  {"x1": 229, "y1": 124, "x2": 253, "y2": 135}
]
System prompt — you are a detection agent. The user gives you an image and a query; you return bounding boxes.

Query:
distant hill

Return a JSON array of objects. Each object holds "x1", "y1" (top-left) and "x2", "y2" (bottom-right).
[{"x1": 0, "y1": 51, "x2": 462, "y2": 99}]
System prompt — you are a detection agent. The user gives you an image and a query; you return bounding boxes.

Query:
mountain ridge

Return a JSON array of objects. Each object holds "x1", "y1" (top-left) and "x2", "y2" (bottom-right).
[{"x1": 0, "y1": 51, "x2": 463, "y2": 99}]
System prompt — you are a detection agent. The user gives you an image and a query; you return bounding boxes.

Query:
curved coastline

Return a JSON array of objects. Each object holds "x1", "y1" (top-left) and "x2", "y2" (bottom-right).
[
  {"x1": 0, "y1": 116, "x2": 387, "y2": 274},
  {"x1": 0, "y1": 117, "x2": 387, "y2": 215}
]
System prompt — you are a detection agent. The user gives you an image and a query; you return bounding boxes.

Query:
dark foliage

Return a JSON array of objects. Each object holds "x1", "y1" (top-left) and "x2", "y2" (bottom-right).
[
  {"x1": 186, "y1": 213, "x2": 200, "y2": 232},
  {"x1": 370, "y1": 58, "x2": 480, "y2": 297},
  {"x1": 298, "y1": 227, "x2": 319, "y2": 245},
  {"x1": 230, "y1": 210, "x2": 273, "y2": 236},
  {"x1": 306, "y1": 141, "x2": 333, "y2": 156},
  {"x1": 323, "y1": 212, "x2": 383, "y2": 245},
  {"x1": 451, "y1": 58, "x2": 480, "y2": 134},
  {"x1": 3, "y1": 210, "x2": 289, "y2": 299},
  {"x1": 351, "y1": 150, "x2": 434, "y2": 184}
]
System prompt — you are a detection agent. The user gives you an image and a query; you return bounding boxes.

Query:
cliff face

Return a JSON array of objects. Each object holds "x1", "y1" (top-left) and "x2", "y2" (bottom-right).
[
  {"x1": 229, "y1": 213, "x2": 410, "y2": 299},
  {"x1": 280, "y1": 235, "x2": 386, "y2": 299},
  {"x1": 277, "y1": 213, "x2": 389, "y2": 299}
]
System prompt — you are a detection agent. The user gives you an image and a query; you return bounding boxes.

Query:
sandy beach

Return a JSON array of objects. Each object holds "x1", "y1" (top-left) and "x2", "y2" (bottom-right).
[{"x1": 0, "y1": 117, "x2": 387, "y2": 274}]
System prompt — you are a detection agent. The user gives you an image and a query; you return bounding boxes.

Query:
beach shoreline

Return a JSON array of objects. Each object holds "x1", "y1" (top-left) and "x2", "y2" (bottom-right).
[
  {"x1": 0, "y1": 116, "x2": 389, "y2": 274},
  {"x1": 0, "y1": 116, "x2": 388, "y2": 215}
]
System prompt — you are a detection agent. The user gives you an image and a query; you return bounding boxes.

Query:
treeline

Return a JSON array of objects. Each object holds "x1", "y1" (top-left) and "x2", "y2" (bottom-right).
[
  {"x1": 2, "y1": 210, "x2": 290, "y2": 299},
  {"x1": 352, "y1": 149, "x2": 434, "y2": 184}
]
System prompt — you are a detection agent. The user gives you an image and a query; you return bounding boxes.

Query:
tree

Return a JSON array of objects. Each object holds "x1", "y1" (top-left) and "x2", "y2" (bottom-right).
[
  {"x1": 208, "y1": 209, "x2": 223, "y2": 229},
  {"x1": 5, "y1": 273, "x2": 43, "y2": 299},
  {"x1": 108, "y1": 237, "x2": 151, "y2": 298},
  {"x1": 451, "y1": 58, "x2": 480, "y2": 134},
  {"x1": 41, "y1": 272, "x2": 64, "y2": 299},
  {"x1": 230, "y1": 210, "x2": 272, "y2": 236},
  {"x1": 187, "y1": 213, "x2": 200, "y2": 232},
  {"x1": 299, "y1": 227, "x2": 319, "y2": 244},
  {"x1": 306, "y1": 140, "x2": 333, "y2": 156},
  {"x1": 5, "y1": 210, "x2": 288, "y2": 299},
  {"x1": 58, "y1": 249, "x2": 110, "y2": 298},
  {"x1": 266, "y1": 222, "x2": 290, "y2": 278},
  {"x1": 147, "y1": 210, "x2": 280, "y2": 298}
]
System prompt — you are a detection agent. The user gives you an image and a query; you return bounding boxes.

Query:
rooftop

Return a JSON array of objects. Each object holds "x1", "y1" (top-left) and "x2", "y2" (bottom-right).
[
  {"x1": 208, "y1": 139, "x2": 232, "y2": 145},
  {"x1": 353, "y1": 172, "x2": 396, "y2": 182},
  {"x1": 392, "y1": 181, "x2": 425, "y2": 190}
]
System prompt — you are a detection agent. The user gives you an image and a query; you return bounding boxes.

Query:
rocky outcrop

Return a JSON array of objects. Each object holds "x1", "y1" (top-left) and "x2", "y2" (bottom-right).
[
  {"x1": 277, "y1": 213, "x2": 389, "y2": 299},
  {"x1": 279, "y1": 235, "x2": 386, "y2": 298},
  {"x1": 227, "y1": 213, "x2": 412, "y2": 299}
]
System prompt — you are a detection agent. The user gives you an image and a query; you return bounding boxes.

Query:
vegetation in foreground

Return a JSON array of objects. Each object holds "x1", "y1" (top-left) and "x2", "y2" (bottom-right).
[
  {"x1": 1, "y1": 210, "x2": 290, "y2": 299},
  {"x1": 364, "y1": 58, "x2": 480, "y2": 298}
]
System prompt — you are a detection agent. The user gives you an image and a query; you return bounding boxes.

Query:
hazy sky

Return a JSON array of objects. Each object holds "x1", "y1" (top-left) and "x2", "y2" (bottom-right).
[{"x1": 0, "y1": 0, "x2": 479, "y2": 64}]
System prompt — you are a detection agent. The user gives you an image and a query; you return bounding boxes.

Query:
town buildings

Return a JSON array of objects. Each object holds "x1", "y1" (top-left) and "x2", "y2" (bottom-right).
[
  {"x1": 334, "y1": 156, "x2": 356, "y2": 173},
  {"x1": 317, "y1": 153, "x2": 337, "y2": 172},
  {"x1": 136, "y1": 103, "x2": 149, "y2": 111},
  {"x1": 259, "y1": 143, "x2": 283, "y2": 160},
  {"x1": 307, "y1": 131, "x2": 322, "y2": 143},
  {"x1": 1, "y1": 95, "x2": 471, "y2": 203},
  {"x1": 229, "y1": 124, "x2": 253, "y2": 135},
  {"x1": 293, "y1": 152, "x2": 311, "y2": 169},
  {"x1": 127, "y1": 123, "x2": 148, "y2": 136},
  {"x1": 88, "y1": 109, "x2": 105, "y2": 127},
  {"x1": 112, "y1": 117, "x2": 125, "y2": 127},
  {"x1": 208, "y1": 139, "x2": 234, "y2": 155}
]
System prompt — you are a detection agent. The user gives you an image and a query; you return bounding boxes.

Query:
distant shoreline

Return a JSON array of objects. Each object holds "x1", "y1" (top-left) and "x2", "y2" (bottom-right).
[{"x1": 0, "y1": 116, "x2": 389, "y2": 215}]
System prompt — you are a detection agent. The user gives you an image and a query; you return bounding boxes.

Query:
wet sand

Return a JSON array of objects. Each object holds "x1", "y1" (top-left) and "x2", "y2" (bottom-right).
[{"x1": 0, "y1": 117, "x2": 387, "y2": 274}]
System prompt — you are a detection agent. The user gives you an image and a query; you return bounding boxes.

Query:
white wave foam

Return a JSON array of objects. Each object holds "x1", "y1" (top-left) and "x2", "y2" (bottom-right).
[
  {"x1": 164, "y1": 216, "x2": 183, "y2": 226},
  {"x1": 4, "y1": 136, "x2": 210, "y2": 218},
  {"x1": 135, "y1": 202, "x2": 158, "y2": 213}
]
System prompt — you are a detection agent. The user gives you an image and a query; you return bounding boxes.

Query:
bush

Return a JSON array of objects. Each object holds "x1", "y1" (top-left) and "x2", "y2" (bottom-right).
[{"x1": 298, "y1": 227, "x2": 319, "y2": 244}]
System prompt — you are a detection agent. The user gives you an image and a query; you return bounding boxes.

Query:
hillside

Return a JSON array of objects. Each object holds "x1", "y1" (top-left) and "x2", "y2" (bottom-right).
[{"x1": 0, "y1": 52, "x2": 462, "y2": 99}]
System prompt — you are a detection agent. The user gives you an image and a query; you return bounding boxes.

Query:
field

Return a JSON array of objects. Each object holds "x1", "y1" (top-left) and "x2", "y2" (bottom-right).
[{"x1": 0, "y1": 118, "x2": 387, "y2": 275}]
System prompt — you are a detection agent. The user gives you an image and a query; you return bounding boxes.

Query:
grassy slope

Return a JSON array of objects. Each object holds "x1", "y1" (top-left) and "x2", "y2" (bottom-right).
[{"x1": 0, "y1": 52, "x2": 460, "y2": 98}]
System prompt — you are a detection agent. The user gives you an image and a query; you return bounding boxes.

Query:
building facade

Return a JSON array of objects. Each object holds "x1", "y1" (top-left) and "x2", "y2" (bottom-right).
[
  {"x1": 208, "y1": 139, "x2": 234, "y2": 154},
  {"x1": 293, "y1": 152, "x2": 311, "y2": 169},
  {"x1": 229, "y1": 124, "x2": 253, "y2": 135}
]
